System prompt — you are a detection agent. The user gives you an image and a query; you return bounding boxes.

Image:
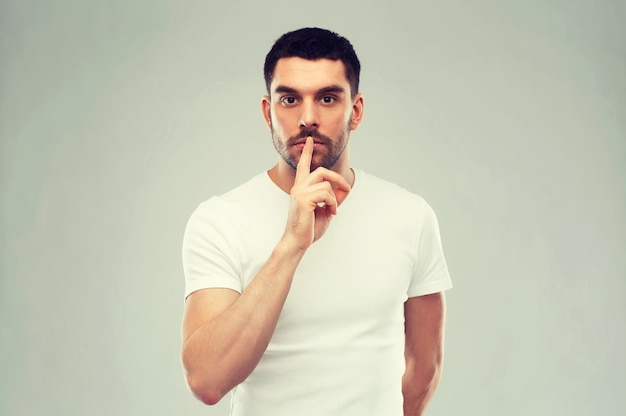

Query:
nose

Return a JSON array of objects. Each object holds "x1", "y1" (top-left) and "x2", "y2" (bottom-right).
[{"x1": 299, "y1": 100, "x2": 319, "y2": 128}]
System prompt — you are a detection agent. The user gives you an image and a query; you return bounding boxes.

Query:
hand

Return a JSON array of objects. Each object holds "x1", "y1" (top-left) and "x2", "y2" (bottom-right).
[{"x1": 282, "y1": 137, "x2": 351, "y2": 252}]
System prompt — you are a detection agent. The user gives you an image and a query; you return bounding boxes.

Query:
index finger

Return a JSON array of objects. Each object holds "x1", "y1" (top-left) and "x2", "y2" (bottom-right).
[{"x1": 294, "y1": 136, "x2": 313, "y2": 184}]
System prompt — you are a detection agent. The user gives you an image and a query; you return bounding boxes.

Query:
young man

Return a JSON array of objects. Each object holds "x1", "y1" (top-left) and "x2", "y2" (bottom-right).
[{"x1": 181, "y1": 28, "x2": 452, "y2": 416}]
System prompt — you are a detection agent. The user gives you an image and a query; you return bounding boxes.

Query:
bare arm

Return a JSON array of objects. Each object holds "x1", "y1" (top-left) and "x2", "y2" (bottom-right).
[
  {"x1": 181, "y1": 138, "x2": 350, "y2": 405},
  {"x1": 402, "y1": 292, "x2": 446, "y2": 416},
  {"x1": 182, "y1": 242, "x2": 304, "y2": 405}
]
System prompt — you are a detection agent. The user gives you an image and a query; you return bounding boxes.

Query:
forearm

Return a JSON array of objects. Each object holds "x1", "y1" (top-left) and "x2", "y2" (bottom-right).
[
  {"x1": 402, "y1": 359, "x2": 442, "y2": 416},
  {"x1": 402, "y1": 293, "x2": 446, "y2": 416},
  {"x1": 182, "y1": 240, "x2": 305, "y2": 404}
]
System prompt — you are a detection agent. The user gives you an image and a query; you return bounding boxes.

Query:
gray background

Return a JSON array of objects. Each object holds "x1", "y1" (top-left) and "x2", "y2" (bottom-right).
[{"x1": 1, "y1": 0, "x2": 624, "y2": 415}]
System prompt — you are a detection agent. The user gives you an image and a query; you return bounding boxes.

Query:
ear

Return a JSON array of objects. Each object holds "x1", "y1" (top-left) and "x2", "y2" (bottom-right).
[
  {"x1": 261, "y1": 96, "x2": 272, "y2": 130},
  {"x1": 349, "y1": 93, "x2": 364, "y2": 131}
]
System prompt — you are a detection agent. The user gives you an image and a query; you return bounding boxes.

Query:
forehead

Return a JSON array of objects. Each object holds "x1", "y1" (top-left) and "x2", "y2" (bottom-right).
[{"x1": 271, "y1": 57, "x2": 349, "y2": 92}]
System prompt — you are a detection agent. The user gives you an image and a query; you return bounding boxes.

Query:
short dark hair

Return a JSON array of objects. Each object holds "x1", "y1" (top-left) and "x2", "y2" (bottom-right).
[{"x1": 264, "y1": 27, "x2": 361, "y2": 98}]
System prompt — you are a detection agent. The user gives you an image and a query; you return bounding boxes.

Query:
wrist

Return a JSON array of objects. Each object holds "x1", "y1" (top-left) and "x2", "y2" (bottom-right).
[{"x1": 274, "y1": 236, "x2": 308, "y2": 262}]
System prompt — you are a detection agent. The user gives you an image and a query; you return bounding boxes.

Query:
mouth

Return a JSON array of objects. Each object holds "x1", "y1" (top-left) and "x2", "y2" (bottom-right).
[
  {"x1": 293, "y1": 139, "x2": 327, "y2": 152},
  {"x1": 294, "y1": 138, "x2": 325, "y2": 146},
  {"x1": 293, "y1": 134, "x2": 326, "y2": 146}
]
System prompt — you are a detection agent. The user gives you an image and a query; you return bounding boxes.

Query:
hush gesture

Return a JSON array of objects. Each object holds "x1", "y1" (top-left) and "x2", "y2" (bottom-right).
[{"x1": 283, "y1": 136, "x2": 351, "y2": 252}]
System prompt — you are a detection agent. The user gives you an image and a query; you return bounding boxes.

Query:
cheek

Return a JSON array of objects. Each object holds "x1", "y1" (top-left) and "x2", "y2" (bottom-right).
[
  {"x1": 321, "y1": 108, "x2": 348, "y2": 125},
  {"x1": 272, "y1": 109, "x2": 295, "y2": 130},
  {"x1": 336, "y1": 113, "x2": 353, "y2": 131}
]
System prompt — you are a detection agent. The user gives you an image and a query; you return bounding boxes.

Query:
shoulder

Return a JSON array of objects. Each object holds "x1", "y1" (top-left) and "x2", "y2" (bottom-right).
[
  {"x1": 354, "y1": 169, "x2": 432, "y2": 215},
  {"x1": 214, "y1": 172, "x2": 272, "y2": 205},
  {"x1": 192, "y1": 173, "x2": 272, "y2": 216},
  {"x1": 186, "y1": 171, "x2": 288, "y2": 237},
  {"x1": 185, "y1": 173, "x2": 264, "y2": 230}
]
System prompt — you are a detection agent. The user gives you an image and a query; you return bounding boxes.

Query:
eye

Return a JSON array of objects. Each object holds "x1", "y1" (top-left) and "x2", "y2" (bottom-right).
[
  {"x1": 280, "y1": 96, "x2": 299, "y2": 106},
  {"x1": 320, "y1": 96, "x2": 336, "y2": 104}
]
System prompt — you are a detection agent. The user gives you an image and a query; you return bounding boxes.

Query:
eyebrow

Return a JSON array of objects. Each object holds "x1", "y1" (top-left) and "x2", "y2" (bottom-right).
[
  {"x1": 318, "y1": 86, "x2": 346, "y2": 95},
  {"x1": 274, "y1": 86, "x2": 299, "y2": 95},
  {"x1": 273, "y1": 85, "x2": 346, "y2": 95}
]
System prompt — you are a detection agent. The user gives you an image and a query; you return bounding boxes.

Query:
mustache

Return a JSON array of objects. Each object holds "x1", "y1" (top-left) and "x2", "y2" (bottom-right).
[{"x1": 287, "y1": 128, "x2": 332, "y2": 146}]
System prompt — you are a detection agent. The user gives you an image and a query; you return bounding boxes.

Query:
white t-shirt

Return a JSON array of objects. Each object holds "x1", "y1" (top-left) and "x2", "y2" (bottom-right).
[{"x1": 182, "y1": 169, "x2": 452, "y2": 416}]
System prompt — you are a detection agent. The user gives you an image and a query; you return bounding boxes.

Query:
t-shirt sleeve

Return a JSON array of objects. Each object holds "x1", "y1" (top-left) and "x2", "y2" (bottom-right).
[
  {"x1": 407, "y1": 201, "x2": 453, "y2": 297},
  {"x1": 182, "y1": 199, "x2": 242, "y2": 299}
]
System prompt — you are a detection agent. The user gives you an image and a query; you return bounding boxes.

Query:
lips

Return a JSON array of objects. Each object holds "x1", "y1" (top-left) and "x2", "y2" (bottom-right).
[
  {"x1": 293, "y1": 137, "x2": 325, "y2": 146},
  {"x1": 289, "y1": 128, "x2": 332, "y2": 147}
]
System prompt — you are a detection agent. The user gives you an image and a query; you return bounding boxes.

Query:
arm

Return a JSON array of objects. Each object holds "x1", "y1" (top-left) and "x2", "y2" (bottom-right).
[
  {"x1": 402, "y1": 292, "x2": 446, "y2": 416},
  {"x1": 181, "y1": 242, "x2": 304, "y2": 405},
  {"x1": 181, "y1": 138, "x2": 350, "y2": 405}
]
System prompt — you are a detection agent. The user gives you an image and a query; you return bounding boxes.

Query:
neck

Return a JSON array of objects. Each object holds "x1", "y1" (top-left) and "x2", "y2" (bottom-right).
[{"x1": 268, "y1": 156, "x2": 354, "y2": 194}]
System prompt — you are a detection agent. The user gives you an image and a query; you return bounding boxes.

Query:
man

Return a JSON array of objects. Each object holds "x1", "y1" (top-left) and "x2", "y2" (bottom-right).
[{"x1": 181, "y1": 27, "x2": 452, "y2": 415}]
